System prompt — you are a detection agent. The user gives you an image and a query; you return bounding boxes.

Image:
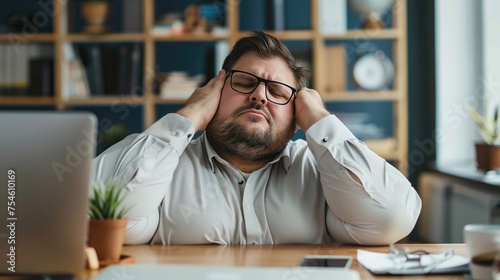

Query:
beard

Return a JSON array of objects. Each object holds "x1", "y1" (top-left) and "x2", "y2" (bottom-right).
[{"x1": 206, "y1": 104, "x2": 295, "y2": 161}]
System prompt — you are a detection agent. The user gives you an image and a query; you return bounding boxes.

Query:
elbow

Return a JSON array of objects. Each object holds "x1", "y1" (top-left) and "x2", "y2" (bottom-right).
[
  {"x1": 123, "y1": 213, "x2": 159, "y2": 245},
  {"x1": 367, "y1": 212, "x2": 420, "y2": 245},
  {"x1": 341, "y1": 196, "x2": 422, "y2": 246},
  {"x1": 358, "y1": 198, "x2": 422, "y2": 245}
]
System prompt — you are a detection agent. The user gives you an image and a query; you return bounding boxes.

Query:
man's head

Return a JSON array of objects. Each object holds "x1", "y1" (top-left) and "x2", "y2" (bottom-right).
[
  {"x1": 222, "y1": 31, "x2": 310, "y2": 89},
  {"x1": 206, "y1": 31, "x2": 310, "y2": 164}
]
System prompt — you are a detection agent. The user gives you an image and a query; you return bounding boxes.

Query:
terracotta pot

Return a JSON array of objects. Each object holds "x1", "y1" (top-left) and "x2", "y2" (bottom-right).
[
  {"x1": 81, "y1": 2, "x2": 110, "y2": 33},
  {"x1": 88, "y1": 219, "x2": 127, "y2": 263},
  {"x1": 475, "y1": 142, "x2": 500, "y2": 171}
]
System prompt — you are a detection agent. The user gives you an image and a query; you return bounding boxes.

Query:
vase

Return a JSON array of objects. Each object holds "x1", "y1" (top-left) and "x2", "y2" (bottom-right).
[
  {"x1": 475, "y1": 142, "x2": 500, "y2": 171},
  {"x1": 88, "y1": 219, "x2": 127, "y2": 264},
  {"x1": 81, "y1": 2, "x2": 110, "y2": 33}
]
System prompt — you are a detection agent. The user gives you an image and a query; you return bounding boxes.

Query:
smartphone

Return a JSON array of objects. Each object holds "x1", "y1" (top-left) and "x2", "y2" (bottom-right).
[{"x1": 299, "y1": 255, "x2": 353, "y2": 269}]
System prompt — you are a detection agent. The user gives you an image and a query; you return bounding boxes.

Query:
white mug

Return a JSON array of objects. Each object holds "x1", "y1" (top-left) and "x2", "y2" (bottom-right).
[{"x1": 464, "y1": 224, "x2": 500, "y2": 280}]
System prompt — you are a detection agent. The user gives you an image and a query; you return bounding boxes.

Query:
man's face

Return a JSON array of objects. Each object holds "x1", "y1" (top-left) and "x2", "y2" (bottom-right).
[{"x1": 206, "y1": 52, "x2": 296, "y2": 161}]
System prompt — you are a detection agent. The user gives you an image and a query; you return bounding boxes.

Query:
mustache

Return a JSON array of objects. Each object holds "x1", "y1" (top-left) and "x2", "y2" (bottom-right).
[{"x1": 232, "y1": 103, "x2": 270, "y2": 119}]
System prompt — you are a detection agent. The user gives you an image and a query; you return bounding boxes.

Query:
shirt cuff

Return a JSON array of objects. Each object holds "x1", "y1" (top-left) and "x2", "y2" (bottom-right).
[
  {"x1": 305, "y1": 115, "x2": 356, "y2": 157},
  {"x1": 143, "y1": 113, "x2": 196, "y2": 155}
]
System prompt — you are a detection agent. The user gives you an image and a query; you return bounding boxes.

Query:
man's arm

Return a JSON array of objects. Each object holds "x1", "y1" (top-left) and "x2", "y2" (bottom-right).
[
  {"x1": 91, "y1": 70, "x2": 226, "y2": 244},
  {"x1": 92, "y1": 114, "x2": 196, "y2": 244},
  {"x1": 295, "y1": 87, "x2": 422, "y2": 245}
]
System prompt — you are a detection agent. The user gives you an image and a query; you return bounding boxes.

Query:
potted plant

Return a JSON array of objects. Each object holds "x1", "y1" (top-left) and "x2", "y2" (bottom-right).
[
  {"x1": 88, "y1": 181, "x2": 131, "y2": 265},
  {"x1": 467, "y1": 104, "x2": 500, "y2": 171},
  {"x1": 102, "y1": 124, "x2": 129, "y2": 149},
  {"x1": 80, "y1": 0, "x2": 111, "y2": 33}
]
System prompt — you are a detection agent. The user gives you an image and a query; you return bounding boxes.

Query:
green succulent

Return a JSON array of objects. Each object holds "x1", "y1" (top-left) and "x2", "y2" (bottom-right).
[
  {"x1": 88, "y1": 181, "x2": 131, "y2": 220},
  {"x1": 467, "y1": 104, "x2": 500, "y2": 146}
]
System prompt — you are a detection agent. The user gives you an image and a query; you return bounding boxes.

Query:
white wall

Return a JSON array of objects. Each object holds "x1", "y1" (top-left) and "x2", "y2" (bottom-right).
[
  {"x1": 482, "y1": 0, "x2": 500, "y2": 119},
  {"x1": 435, "y1": 0, "x2": 483, "y2": 164}
]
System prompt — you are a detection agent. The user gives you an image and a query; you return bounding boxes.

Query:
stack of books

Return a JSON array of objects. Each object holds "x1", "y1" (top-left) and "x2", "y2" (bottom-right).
[{"x1": 159, "y1": 72, "x2": 204, "y2": 100}]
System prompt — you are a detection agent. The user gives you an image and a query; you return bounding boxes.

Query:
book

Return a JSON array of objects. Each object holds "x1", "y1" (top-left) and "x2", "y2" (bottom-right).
[
  {"x1": 318, "y1": 0, "x2": 347, "y2": 34},
  {"x1": 214, "y1": 41, "x2": 229, "y2": 73},
  {"x1": 128, "y1": 43, "x2": 141, "y2": 95},
  {"x1": 117, "y1": 45, "x2": 130, "y2": 95},
  {"x1": 324, "y1": 45, "x2": 346, "y2": 94},
  {"x1": 102, "y1": 48, "x2": 120, "y2": 95},
  {"x1": 13, "y1": 43, "x2": 29, "y2": 95},
  {"x1": 62, "y1": 43, "x2": 90, "y2": 99},
  {"x1": 160, "y1": 72, "x2": 204, "y2": 100},
  {"x1": 123, "y1": 0, "x2": 142, "y2": 32},
  {"x1": 67, "y1": 59, "x2": 90, "y2": 98},
  {"x1": 271, "y1": 0, "x2": 285, "y2": 31},
  {"x1": 89, "y1": 45, "x2": 104, "y2": 95},
  {"x1": 28, "y1": 58, "x2": 54, "y2": 96}
]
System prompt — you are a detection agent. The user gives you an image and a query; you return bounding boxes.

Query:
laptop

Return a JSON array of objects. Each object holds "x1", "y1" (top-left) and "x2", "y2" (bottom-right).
[
  {"x1": 0, "y1": 111, "x2": 97, "y2": 276},
  {"x1": 95, "y1": 264, "x2": 361, "y2": 280}
]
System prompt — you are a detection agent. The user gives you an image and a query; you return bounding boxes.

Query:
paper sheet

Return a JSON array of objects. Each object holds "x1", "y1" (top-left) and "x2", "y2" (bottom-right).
[{"x1": 357, "y1": 249, "x2": 470, "y2": 275}]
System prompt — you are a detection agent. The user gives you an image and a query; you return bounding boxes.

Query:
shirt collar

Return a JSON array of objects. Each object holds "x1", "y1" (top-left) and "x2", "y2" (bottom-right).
[{"x1": 201, "y1": 133, "x2": 291, "y2": 173}]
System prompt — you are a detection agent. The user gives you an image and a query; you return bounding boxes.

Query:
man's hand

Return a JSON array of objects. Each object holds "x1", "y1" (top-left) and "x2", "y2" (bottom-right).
[
  {"x1": 176, "y1": 70, "x2": 226, "y2": 131},
  {"x1": 294, "y1": 87, "x2": 330, "y2": 131}
]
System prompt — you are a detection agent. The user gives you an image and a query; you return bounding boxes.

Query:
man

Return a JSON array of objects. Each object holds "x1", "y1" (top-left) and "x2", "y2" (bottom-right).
[{"x1": 92, "y1": 31, "x2": 421, "y2": 245}]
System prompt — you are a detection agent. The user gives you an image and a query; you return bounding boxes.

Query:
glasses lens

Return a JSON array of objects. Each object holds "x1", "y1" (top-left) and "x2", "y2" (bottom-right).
[
  {"x1": 267, "y1": 82, "x2": 293, "y2": 104},
  {"x1": 230, "y1": 71, "x2": 294, "y2": 105},
  {"x1": 231, "y1": 72, "x2": 259, "y2": 94}
]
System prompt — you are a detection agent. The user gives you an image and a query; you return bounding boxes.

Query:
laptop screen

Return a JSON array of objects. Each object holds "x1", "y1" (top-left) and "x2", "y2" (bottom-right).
[{"x1": 0, "y1": 111, "x2": 97, "y2": 275}]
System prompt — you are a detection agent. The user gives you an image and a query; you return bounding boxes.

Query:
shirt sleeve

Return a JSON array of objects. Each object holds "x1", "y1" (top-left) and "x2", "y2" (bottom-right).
[
  {"x1": 91, "y1": 113, "x2": 195, "y2": 244},
  {"x1": 305, "y1": 115, "x2": 422, "y2": 245}
]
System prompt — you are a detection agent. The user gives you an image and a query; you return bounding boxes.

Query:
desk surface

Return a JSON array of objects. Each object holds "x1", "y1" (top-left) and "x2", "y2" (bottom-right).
[{"x1": 88, "y1": 243, "x2": 469, "y2": 280}]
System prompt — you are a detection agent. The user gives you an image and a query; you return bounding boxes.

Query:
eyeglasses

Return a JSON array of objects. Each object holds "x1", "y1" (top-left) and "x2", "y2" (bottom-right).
[
  {"x1": 225, "y1": 70, "x2": 297, "y2": 105},
  {"x1": 389, "y1": 245, "x2": 455, "y2": 274}
]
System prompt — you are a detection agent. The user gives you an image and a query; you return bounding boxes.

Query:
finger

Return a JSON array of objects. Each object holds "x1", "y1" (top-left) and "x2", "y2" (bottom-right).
[{"x1": 211, "y1": 69, "x2": 227, "y2": 89}]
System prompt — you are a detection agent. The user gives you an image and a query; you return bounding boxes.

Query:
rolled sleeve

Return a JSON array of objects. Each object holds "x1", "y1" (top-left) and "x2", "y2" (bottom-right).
[{"x1": 305, "y1": 114, "x2": 421, "y2": 245}]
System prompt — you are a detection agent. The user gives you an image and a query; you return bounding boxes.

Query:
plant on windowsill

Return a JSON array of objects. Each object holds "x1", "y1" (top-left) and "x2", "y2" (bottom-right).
[
  {"x1": 88, "y1": 181, "x2": 131, "y2": 266},
  {"x1": 467, "y1": 104, "x2": 500, "y2": 171},
  {"x1": 80, "y1": 0, "x2": 111, "y2": 34}
]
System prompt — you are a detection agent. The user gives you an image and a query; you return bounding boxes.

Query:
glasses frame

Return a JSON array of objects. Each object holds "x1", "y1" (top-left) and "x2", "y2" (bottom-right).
[{"x1": 225, "y1": 69, "x2": 298, "y2": 105}]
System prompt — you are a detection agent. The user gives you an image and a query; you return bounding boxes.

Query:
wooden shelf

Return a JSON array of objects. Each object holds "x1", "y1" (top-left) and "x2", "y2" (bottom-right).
[
  {"x1": 321, "y1": 29, "x2": 400, "y2": 40},
  {"x1": 0, "y1": 96, "x2": 56, "y2": 105},
  {"x1": 65, "y1": 33, "x2": 145, "y2": 42},
  {"x1": 151, "y1": 33, "x2": 228, "y2": 42},
  {"x1": 238, "y1": 30, "x2": 313, "y2": 40},
  {"x1": 63, "y1": 96, "x2": 145, "y2": 106},
  {"x1": 155, "y1": 97, "x2": 189, "y2": 104},
  {"x1": 0, "y1": 33, "x2": 56, "y2": 42},
  {"x1": 322, "y1": 91, "x2": 401, "y2": 102}
]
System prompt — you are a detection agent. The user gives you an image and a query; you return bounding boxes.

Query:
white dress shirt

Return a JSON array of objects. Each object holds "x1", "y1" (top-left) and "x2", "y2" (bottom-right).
[{"x1": 92, "y1": 113, "x2": 421, "y2": 245}]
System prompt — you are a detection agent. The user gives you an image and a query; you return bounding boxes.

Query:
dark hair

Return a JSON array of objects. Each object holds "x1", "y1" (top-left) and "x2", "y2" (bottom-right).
[{"x1": 221, "y1": 31, "x2": 310, "y2": 89}]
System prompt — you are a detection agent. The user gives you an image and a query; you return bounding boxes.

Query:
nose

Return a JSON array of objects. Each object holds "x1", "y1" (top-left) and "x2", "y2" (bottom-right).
[{"x1": 249, "y1": 82, "x2": 268, "y2": 105}]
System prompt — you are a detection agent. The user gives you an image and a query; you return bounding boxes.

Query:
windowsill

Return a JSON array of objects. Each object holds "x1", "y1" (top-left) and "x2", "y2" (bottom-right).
[{"x1": 427, "y1": 160, "x2": 500, "y2": 188}]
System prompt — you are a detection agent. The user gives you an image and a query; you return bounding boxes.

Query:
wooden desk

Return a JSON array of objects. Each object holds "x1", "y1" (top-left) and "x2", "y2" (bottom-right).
[{"x1": 86, "y1": 243, "x2": 469, "y2": 279}]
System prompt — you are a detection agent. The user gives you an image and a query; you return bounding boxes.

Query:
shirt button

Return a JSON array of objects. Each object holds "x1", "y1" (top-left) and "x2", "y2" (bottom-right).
[
  {"x1": 170, "y1": 131, "x2": 178, "y2": 136},
  {"x1": 322, "y1": 137, "x2": 329, "y2": 142},
  {"x1": 238, "y1": 180, "x2": 244, "y2": 185},
  {"x1": 245, "y1": 204, "x2": 251, "y2": 209}
]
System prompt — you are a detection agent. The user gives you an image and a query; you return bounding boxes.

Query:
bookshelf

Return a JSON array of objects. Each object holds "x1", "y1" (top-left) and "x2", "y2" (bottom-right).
[{"x1": 0, "y1": 0, "x2": 408, "y2": 174}]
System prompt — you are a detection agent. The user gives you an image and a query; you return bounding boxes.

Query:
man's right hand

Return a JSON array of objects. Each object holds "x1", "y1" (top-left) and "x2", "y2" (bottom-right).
[{"x1": 176, "y1": 69, "x2": 226, "y2": 131}]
